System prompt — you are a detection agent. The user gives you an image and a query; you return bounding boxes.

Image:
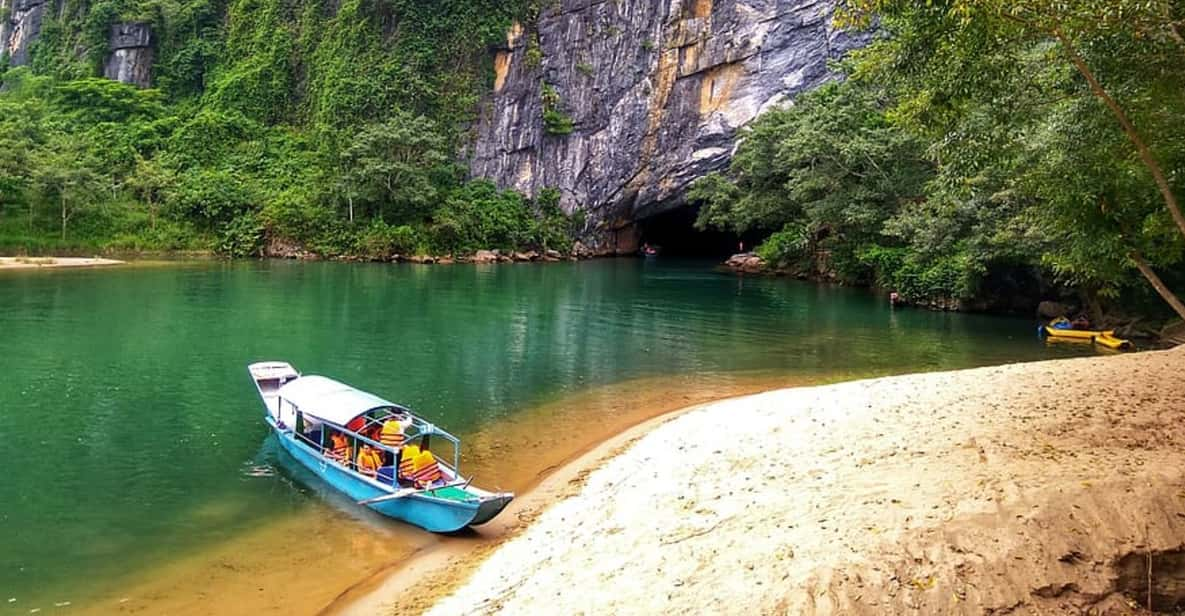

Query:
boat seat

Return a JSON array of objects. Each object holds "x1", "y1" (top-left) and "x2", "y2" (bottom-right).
[{"x1": 377, "y1": 466, "x2": 397, "y2": 485}]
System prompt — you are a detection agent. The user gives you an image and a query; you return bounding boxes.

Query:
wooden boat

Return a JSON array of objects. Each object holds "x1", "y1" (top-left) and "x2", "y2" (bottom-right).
[
  {"x1": 1039, "y1": 321, "x2": 1134, "y2": 351},
  {"x1": 247, "y1": 362, "x2": 513, "y2": 532}
]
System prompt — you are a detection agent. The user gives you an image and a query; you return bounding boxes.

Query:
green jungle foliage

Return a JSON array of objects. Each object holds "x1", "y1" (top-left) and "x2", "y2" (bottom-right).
[
  {"x1": 0, "y1": 0, "x2": 572, "y2": 257},
  {"x1": 694, "y1": 1, "x2": 1185, "y2": 319}
]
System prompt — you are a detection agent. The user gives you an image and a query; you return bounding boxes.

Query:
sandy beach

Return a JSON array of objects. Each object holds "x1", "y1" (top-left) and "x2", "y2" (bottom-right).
[
  {"x1": 59, "y1": 373, "x2": 802, "y2": 616},
  {"x1": 417, "y1": 346, "x2": 1185, "y2": 614},
  {"x1": 0, "y1": 256, "x2": 123, "y2": 269}
]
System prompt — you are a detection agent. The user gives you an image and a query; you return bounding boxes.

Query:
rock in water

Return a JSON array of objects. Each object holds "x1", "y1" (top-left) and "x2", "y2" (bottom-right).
[
  {"x1": 1036, "y1": 300, "x2": 1068, "y2": 320},
  {"x1": 469, "y1": 0, "x2": 869, "y2": 254}
]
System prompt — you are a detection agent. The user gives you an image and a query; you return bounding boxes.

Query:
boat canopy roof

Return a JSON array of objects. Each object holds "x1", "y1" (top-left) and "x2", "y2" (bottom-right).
[{"x1": 277, "y1": 375, "x2": 397, "y2": 426}]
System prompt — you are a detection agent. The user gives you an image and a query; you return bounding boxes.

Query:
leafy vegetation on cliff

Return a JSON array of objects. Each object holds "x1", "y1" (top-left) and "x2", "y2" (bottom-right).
[
  {"x1": 0, "y1": 0, "x2": 572, "y2": 257},
  {"x1": 694, "y1": 1, "x2": 1185, "y2": 320}
]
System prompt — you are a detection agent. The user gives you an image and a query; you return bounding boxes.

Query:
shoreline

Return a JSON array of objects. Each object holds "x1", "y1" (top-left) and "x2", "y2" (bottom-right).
[
  {"x1": 0, "y1": 256, "x2": 124, "y2": 270},
  {"x1": 57, "y1": 372, "x2": 806, "y2": 616},
  {"x1": 419, "y1": 346, "x2": 1185, "y2": 614},
  {"x1": 328, "y1": 372, "x2": 890, "y2": 616},
  {"x1": 325, "y1": 390, "x2": 766, "y2": 616}
]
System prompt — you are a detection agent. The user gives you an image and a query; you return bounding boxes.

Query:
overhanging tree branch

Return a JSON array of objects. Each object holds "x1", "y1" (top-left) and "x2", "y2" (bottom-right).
[{"x1": 1051, "y1": 27, "x2": 1185, "y2": 241}]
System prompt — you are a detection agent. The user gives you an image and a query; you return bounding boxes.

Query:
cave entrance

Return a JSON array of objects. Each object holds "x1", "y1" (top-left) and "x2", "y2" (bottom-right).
[{"x1": 635, "y1": 205, "x2": 760, "y2": 258}]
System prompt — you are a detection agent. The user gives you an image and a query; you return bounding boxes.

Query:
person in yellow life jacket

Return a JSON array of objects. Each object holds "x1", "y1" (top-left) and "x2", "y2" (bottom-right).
[
  {"x1": 397, "y1": 444, "x2": 421, "y2": 484},
  {"x1": 380, "y1": 416, "x2": 407, "y2": 468},
  {"x1": 326, "y1": 432, "x2": 349, "y2": 463},
  {"x1": 410, "y1": 450, "x2": 443, "y2": 488},
  {"x1": 380, "y1": 417, "x2": 406, "y2": 449},
  {"x1": 357, "y1": 444, "x2": 383, "y2": 478}
]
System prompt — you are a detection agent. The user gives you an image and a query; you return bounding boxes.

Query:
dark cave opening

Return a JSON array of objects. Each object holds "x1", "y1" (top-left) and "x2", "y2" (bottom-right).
[{"x1": 635, "y1": 205, "x2": 763, "y2": 258}]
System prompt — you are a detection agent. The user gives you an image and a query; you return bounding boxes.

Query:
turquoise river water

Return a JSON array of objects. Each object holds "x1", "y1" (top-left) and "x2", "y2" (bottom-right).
[{"x1": 0, "y1": 259, "x2": 1092, "y2": 612}]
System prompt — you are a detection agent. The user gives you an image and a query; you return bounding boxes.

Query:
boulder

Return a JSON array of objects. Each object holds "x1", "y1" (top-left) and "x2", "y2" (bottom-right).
[
  {"x1": 1160, "y1": 320, "x2": 1185, "y2": 346},
  {"x1": 1037, "y1": 300, "x2": 1069, "y2": 320},
  {"x1": 265, "y1": 236, "x2": 314, "y2": 259},
  {"x1": 473, "y1": 250, "x2": 498, "y2": 264},
  {"x1": 724, "y1": 252, "x2": 765, "y2": 274}
]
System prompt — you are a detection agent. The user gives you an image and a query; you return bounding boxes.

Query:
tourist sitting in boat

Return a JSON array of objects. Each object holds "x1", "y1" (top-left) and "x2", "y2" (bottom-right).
[
  {"x1": 357, "y1": 443, "x2": 383, "y2": 478},
  {"x1": 380, "y1": 415, "x2": 407, "y2": 448},
  {"x1": 326, "y1": 431, "x2": 349, "y2": 463},
  {"x1": 410, "y1": 450, "x2": 444, "y2": 489},
  {"x1": 1071, "y1": 314, "x2": 1091, "y2": 330},
  {"x1": 380, "y1": 414, "x2": 407, "y2": 466},
  {"x1": 398, "y1": 444, "x2": 421, "y2": 485}
]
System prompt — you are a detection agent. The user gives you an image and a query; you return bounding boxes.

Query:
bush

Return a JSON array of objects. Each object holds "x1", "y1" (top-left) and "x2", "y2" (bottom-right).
[
  {"x1": 531, "y1": 187, "x2": 573, "y2": 252},
  {"x1": 219, "y1": 211, "x2": 264, "y2": 257},
  {"x1": 755, "y1": 223, "x2": 810, "y2": 266},
  {"x1": 858, "y1": 244, "x2": 977, "y2": 302},
  {"x1": 542, "y1": 109, "x2": 574, "y2": 135},
  {"x1": 431, "y1": 180, "x2": 547, "y2": 253},
  {"x1": 355, "y1": 219, "x2": 419, "y2": 259}
]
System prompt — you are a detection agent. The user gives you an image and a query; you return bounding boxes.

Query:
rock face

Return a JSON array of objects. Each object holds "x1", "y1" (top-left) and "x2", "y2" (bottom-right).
[
  {"x1": 469, "y1": 0, "x2": 868, "y2": 253},
  {"x1": 103, "y1": 23, "x2": 153, "y2": 88},
  {"x1": 0, "y1": 0, "x2": 49, "y2": 66}
]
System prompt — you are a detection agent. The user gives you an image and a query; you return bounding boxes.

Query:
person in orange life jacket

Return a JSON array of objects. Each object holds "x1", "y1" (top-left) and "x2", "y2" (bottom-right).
[
  {"x1": 326, "y1": 431, "x2": 349, "y2": 463},
  {"x1": 356, "y1": 443, "x2": 383, "y2": 478}
]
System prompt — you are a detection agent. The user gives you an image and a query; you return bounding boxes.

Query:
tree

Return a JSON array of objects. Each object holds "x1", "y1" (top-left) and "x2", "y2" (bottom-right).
[
  {"x1": 340, "y1": 112, "x2": 450, "y2": 225},
  {"x1": 691, "y1": 80, "x2": 932, "y2": 278},
  {"x1": 125, "y1": 155, "x2": 175, "y2": 230},
  {"x1": 839, "y1": 0, "x2": 1185, "y2": 318},
  {"x1": 30, "y1": 133, "x2": 103, "y2": 240}
]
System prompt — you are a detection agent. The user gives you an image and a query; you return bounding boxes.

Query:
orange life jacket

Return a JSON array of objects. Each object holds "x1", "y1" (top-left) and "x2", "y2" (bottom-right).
[
  {"x1": 327, "y1": 434, "x2": 349, "y2": 461},
  {"x1": 357, "y1": 446, "x2": 382, "y2": 477}
]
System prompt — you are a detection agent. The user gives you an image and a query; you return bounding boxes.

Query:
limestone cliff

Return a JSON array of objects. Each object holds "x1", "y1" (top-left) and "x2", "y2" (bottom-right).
[
  {"x1": 469, "y1": 0, "x2": 867, "y2": 253},
  {"x1": 0, "y1": 0, "x2": 48, "y2": 66},
  {"x1": 2, "y1": 4, "x2": 153, "y2": 89},
  {"x1": 103, "y1": 23, "x2": 153, "y2": 88}
]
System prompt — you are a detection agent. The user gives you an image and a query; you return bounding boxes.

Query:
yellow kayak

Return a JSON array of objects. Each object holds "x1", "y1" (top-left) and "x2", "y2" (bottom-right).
[{"x1": 1042, "y1": 326, "x2": 1134, "y2": 351}]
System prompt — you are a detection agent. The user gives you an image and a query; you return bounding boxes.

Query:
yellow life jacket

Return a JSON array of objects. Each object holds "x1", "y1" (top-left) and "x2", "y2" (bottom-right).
[
  {"x1": 411, "y1": 451, "x2": 442, "y2": 486},
  {"x1": 380, "y1": 420, "x2": 406, "y2": 448},
  {"x1": 398, "y1": 444, "x2": 421, "y2": 478}
]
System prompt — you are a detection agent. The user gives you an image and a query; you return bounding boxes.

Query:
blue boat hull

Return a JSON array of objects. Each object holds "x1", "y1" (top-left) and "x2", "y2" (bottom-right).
[{"x1": 270, "y1": 422, "x2": 512, "y2": 532}]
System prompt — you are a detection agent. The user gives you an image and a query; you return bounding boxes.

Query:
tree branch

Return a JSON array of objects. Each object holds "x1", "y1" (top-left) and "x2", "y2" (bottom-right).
[
  {"x1": 1051, "y1": 27, "x2": 1185, "y2": 241},
  {"x1": 1129, "y1": 250, "x2": 1185, "y2": 321}
]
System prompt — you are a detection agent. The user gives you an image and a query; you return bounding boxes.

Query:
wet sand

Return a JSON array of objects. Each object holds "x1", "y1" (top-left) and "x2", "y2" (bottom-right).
[
  {"x1": 425, "y1": 347, "x2": 1185, "y2": 614},
  {"x1": 0, "y1": 257, "x2": 123, "y2": 269},
  {"x1": 67, "y1": 372, "x2": 832, "y2": 615}
]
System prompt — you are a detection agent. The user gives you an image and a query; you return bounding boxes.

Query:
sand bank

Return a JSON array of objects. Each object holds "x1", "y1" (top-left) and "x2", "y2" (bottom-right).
[
  {"x1": 426, "y1": 346, "x2": 1185, "y2": 614},
  {"x1": 0, "y1": 256, "x2": 123, "y2": 269},
  {"x1": 57, "y1": 374, "x2": 799, "y2": 615}
]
